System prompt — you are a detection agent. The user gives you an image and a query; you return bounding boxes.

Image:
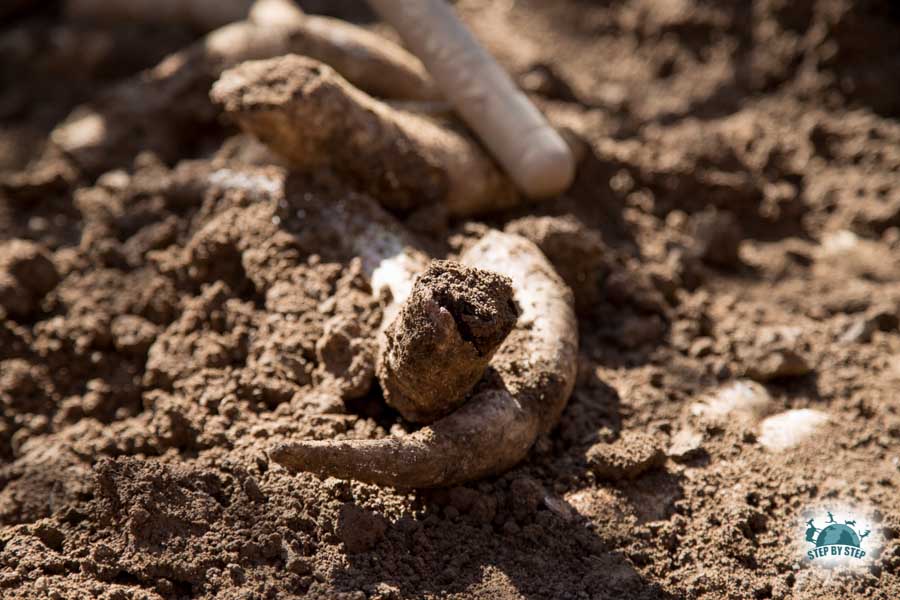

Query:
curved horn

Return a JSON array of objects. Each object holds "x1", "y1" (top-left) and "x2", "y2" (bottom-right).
[{"x1": 270, "y1": 231, "x2": 577, "y2": 487}]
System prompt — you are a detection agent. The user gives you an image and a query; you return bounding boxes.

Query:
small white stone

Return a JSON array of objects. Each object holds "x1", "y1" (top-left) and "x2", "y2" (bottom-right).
[
  {"x1": 52, "y1": 110, "x2": 107, "y2": 151},
  {"x1": 690, "y1": 379, "x2": 773, "y2": 423},
  {"x1": 758, "y1": 409, "x2": 829, "y2": 451},
  {"x1": 668, "y1": 427, "x2": 704, "y2": 460},
  {"x1": 819, "y1": 230, "x2": 860, "y2": 256}
]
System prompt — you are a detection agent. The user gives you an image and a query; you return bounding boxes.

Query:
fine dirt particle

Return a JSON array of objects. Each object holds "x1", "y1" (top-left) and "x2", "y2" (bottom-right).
[
  {"x1": 744, "y1": 348, "x2": 812, "y2": 382},
  {"x1": 667, "y1": 427, "x2": 705, "y2": 462},
  {"x1": 519, "y1": 63, "x2": 580, "y2": 103},
  {"x1": 758, "y1": 409, "x2": 830, "y2": 452},
  {"x1": 737, "y1": 325, "x2": 814, "y2": 382}
]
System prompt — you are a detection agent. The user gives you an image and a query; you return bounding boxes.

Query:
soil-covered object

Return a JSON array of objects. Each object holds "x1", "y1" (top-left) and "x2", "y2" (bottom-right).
[
  {"x1": 2, "y1": 0, "x2": 900, "y2": 599},
  {"x1": 270, "y1": 229, "x2": 578, "y2": 488},
  {"x1": 211, "y1": 54, "x2": 519, "y2": 217},
  {"x1": 378, "y1": 260, "x2": 518, "y2": 424}
]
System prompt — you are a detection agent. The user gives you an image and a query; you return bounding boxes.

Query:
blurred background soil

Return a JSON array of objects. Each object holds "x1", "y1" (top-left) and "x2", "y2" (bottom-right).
[{"x1": 1, "y1": 1, "x2": 900, "y2": 598}]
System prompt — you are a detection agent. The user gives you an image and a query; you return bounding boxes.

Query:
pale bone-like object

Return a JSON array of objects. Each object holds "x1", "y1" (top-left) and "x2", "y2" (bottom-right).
[
  {"x1": 211, "y1": 55, "x2": 518, "y2": 216},
  {"x1": 270, "y1": 221, "x2": 578, "y2": 487},
  {"x1": 367, "y1": 0, "x2": 575, "y2": 199},
  {"x1": 199, "y1": 166, "x2": 577, "y2": 487}
]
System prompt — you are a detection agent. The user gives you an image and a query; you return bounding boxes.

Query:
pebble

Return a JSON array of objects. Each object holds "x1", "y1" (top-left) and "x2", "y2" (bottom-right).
[
  {"x1": 667, "y1": 428, "x2": 705, "y2": 461},
  {"x1": 111, "y1": 315, "x2": 159, "y2": 355},
  {"x1": 586, "y1": 431, "x2": 665, "y2": 480},
  {"x1": 745, "y1": 348, "x2": 811, "y2": 382},
  {"x1": 839, "y1": 305, "x2": 899, "y2": 344},
  {"x1": 688, "y1": 207, "x2": 743, "y2": 268},
  {"x1": 737, "y1": 325, "x2": 812, "y2": 382},
  {"x1": 758, "y1": 409, "x2": 829, "y2": 451},
  {"x1": 690, "y1": 379, "x2": 773, "y2": 423}
]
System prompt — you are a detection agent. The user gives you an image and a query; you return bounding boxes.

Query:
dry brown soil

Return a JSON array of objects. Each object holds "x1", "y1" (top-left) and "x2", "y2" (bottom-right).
[{"x1": 2, "y1": 1, "x2": 900, "y2": 599}]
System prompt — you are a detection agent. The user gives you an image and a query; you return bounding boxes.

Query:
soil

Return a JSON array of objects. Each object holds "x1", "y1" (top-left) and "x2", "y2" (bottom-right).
[{"x1": 2, "y1": 1, "x2": 900, "y2": 599}]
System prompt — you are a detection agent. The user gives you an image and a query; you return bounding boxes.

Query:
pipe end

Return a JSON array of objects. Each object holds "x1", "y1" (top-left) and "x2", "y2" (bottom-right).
[{"x1": 514, "y1": 129, "x2": 576, "y2": 199}]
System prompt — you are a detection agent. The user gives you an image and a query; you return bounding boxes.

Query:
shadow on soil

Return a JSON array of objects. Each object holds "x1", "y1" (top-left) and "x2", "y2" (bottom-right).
[{"x1": 335, "y1": 366, "x2": 681, "y2": 599}]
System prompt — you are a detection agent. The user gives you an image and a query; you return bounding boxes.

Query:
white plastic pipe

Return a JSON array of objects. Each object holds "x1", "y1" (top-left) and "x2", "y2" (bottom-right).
[{"x1": 367, "y1": 0, "x2": 575, "y2": 199}]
